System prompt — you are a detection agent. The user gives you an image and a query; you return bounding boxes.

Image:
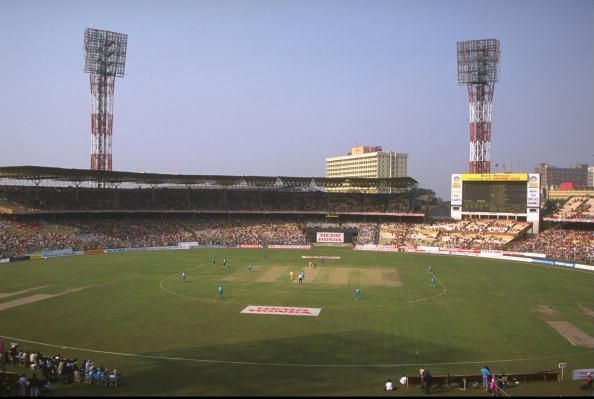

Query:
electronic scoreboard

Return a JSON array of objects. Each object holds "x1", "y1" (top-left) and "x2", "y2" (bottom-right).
[{"x1": 450, "y1": 173, "x2": 540, "y2": 233}]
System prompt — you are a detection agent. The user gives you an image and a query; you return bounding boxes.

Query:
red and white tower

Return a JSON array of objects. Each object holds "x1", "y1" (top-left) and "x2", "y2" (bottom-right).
[
  {"x1": 457, "y1": 39, "x2": 500, "y2": 174},
  {"x1": 84, "y1": 28, "x2": 128, "y2": 171}
]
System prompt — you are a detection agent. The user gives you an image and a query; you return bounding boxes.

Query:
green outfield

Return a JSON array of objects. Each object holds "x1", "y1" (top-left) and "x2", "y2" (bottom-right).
[{"x1": 0, "y1": 248, "x2": 593, "y2": 396}]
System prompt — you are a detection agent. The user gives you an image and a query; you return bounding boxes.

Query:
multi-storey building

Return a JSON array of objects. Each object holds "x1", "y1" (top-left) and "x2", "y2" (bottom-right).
[
  {"x1": 326, "y1": 146, "x2": 408, "y2": 193},
  {"x1": 535, "y1": 163, "x2": 589, "y2": 196}
]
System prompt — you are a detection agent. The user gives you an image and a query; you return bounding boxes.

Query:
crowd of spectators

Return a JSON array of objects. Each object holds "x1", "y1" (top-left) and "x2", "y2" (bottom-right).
[
  {"x1": 379, "y1": 220, "x2": 531, "y2": 250},
  {"x1": 508, "y1": 227, "x2": 594, "y2": 264},
  {"x1": 186, "y1": 217, "x2": 307, "y2": 245},
  {"x1": 0, "y1": 215, "x2": 309, "y2": 258},
  {"x1": 1, "y1": 215, "x2": 592, "y2": 264},
  {"x1": 548, "y1": 196, "x2": 594, "y2": 221},
  {"x1": 1, "y1": 342, "x2": 121, "y2": 396}
]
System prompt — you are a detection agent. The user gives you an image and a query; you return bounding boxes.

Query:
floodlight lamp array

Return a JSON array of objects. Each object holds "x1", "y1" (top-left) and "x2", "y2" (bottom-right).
[
  {"x1": 84, "y1": 28, "x2": 128, "y2": 77},
  {"x1": 457, "y1": 39, "x2": 500, "y2": 85}
]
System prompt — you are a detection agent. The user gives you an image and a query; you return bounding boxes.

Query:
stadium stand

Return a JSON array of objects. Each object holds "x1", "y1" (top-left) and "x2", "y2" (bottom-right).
[
  {"x1": 0, "y1": 167, "x2": 593, "y2": 264},
  {"x1": 378, "y1": 220, "x2": 531, "y2": 250},
  {"x1": 546, "y1": 196, "x2": 594, "y2": 221},
  {"x1": 508, "y1": 227, "x2": 594, "y2": 265}
]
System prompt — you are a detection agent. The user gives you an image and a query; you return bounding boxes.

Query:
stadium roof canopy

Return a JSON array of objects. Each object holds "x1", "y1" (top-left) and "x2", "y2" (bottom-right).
[{"x1": 0, "y1": 166, "x2": 417, "y2": 191}]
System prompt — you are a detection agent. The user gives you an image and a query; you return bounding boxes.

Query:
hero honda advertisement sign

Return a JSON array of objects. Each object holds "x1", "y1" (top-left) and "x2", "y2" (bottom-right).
[{"x1": 316, "y1": 232, "x2": 345, "y2": 243}]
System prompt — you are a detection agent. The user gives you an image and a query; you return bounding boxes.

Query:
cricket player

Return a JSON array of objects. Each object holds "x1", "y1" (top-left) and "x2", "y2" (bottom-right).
[
  {"x1": 298, "y1": 271, "x2": 304, "y2": 284},
  {"x1": 211, "y1": 256, "x2": 216, "y2": 265},
  {"x1": 181, "y1": 272, "x2": 187, "y2": 282},
  {"x1": 430, "y1": 275, "x2": 436, "y2": 288},
  {"x1": 289, "y1": 270, "x2": 294, "y2": 281},
  {"x1": 223, "y1": 257, "x2": 227, "y2": 268},
  {"x1": 217, "y1": 285, "x2": 224, "y2": 298},
  {"x1": 248, "y1": 264, "x2": 253, "y2": 272},
  {"x1": 427, "y1": 266, "x2": 432, "y2": 273},
  {"x1": 354, "y1": 288, "x2": 361, "y2": 301}
]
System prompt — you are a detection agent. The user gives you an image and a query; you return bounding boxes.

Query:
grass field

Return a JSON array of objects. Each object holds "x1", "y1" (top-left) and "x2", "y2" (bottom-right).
[{"x1": 1, "y1": 248, "x2": 593, "y2": 396}]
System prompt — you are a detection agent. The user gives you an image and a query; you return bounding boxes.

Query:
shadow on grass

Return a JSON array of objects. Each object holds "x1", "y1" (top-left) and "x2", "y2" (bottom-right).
[{"x1": 46, "y1": 330, "x2": 473, "y2": 396}]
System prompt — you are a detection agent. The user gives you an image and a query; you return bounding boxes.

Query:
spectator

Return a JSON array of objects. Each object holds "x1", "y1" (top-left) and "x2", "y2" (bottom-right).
[
  {"x1": 580, "y1": 372, "x2": 593, "y2": 390},
  {"x1": 384, "y1": 379, "x2": 394, "y2": 391},
  {"x1": 17, "y1": 373, "x2": 27, "y2": 397},
  {"x1": 29, "y1": 374, "x2": 41, "y2": 397},
  {"x1": 480, "y1": 366, "x2": 491, "y2": 391}
]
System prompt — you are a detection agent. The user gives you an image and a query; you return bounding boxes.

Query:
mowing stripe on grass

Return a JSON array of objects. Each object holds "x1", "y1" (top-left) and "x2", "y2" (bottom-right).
[
  {"x1": 0, "y1": 286, "x2": 96, "y2": 312},
  {"x1": 297, "y1": 266, "x2": 321, "y2": 284},
  {"x1": 0, "y1": 333, "x2": 592, "y2": 368},
  {"x1": 382, "y1": 269, "x2": 401, "y2": 287},
  {"x1": 326, "y1": 268, "x2": 352, "y2": 285},
  {"x1": 0, "y1": 285, "x2": 50, "y2": 299},
  {"x1": 256, "y1": 266, "x2": 289, "y2": 282}
]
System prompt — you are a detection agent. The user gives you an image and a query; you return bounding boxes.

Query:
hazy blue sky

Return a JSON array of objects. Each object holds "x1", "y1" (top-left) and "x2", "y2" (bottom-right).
[{"x1": 1, "y1": 0, "x2": 592, "y2": 198}]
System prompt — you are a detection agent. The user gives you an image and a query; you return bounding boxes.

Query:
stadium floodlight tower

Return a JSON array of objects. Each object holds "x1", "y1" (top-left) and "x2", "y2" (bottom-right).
[
  {"x1": 84, "y1": 28, "x2": 128, "y2": 171},
  {"x1": 457, "y1": 38, "x2": 500, "y2": 174}
]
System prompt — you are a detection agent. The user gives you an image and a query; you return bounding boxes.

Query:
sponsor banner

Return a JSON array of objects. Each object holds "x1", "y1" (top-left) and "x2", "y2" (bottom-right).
[
  {"x1": 127, "y1": 247, "x2": 147, "y2": 252},
  {"x1": 543, "y1": 217, "x2": 594, "y2": 224},
  {"x1": 178, "y1": 241, "x2": 199, "y2": 249},
  {"x1": 105, "y1": 248, "x2": 129, "y2": 254},
  {"x1": 575, "y1": 264, "x2": 594, "y2": 272},
  {"x1": 527, "y1": 173, "x2": 540, "y2": 188},
  {"x1": 531, "y1": 259, "x2": 555, "y2": 266},
  {"x1": 0, "y1": 258, "x2": 10, "y2": 264},
  {"x1": 42, "y1": 248, "x2": 73, "y2": 257},
  {"x1": 316, "y1": 232, "x2": 344, "y2": 243},
  {"x1": 301, "y1": 256, "x2": 341, "y2": 259},
  {"x1": 29, "y1": 254, "x2": 44, "y2": 260},
  {"x1": 460, "y1": 173, "x2": 528, "y2": 182},
  {"x1": 240, "y1": 305, "x2": 321, "y2": 317},
  {"x1": 553, "y1": 261, "x2": 575, "y2": 268},
  {"x1": 240, "y1": 244, "x2": 262, "y2": 249},
  {"x1": 527, "y1": 175, "x2": 540, "y2": 208},
  {"x1": 527, "y1": 191, "x2": 539, "y2": 207},
  {"x1": 9, "y1": 255, "x2": 30, "y2": 262},
  {"x1": 354, "y1": 244, "x2": 400, "y2": 252},
  {"x1": 481, "y1": 250, "x2": 503, "y2": 255},
  {"x1": 480, "y1": 252, "x2": 504, "y2": 259},
  {"x1": 268, "y1": 244, "x2": 311, "y2": 249},
  {"x1": 501, "y1": 255, "x2": 533, "y2": 263},
  {"x1": 145, "y1": 246, "x2": 182, "y2": 251},
  {"x1": 572, "y1": 369, "x2": 594, "y2": 381},
  {"x1": 458, "y1": 251, "x2": 481, "y2": 257},
  {"x1": 451, "y1": 174, "x2": 462, "y2": 206},
  {"x1": 354, "y1": 244, "x2": 378, "y2": 250},
  {"x1": 84, "y1": 249, "x2": 105, "y2": 255},
  {"x1": 503, "y1": 251, "x2": 546, "y2": 258},
  {"x1": 72, "y1": 251, "x2": 84, "y2": 256},
  {"x1": 418, "y1": 246, "x2": 440, "y2": 254}
]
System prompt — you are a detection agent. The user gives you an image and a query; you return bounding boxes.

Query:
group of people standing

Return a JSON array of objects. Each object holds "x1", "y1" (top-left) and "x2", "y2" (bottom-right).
[{"x1": 481, "y1": 365, "x2": 507, "y2": 396}]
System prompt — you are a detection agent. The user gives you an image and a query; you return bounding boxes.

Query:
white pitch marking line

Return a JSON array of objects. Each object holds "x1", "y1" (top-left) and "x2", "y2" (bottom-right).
[{"x1": 1, "y1": 333, "x2": 591, "y2": 368}]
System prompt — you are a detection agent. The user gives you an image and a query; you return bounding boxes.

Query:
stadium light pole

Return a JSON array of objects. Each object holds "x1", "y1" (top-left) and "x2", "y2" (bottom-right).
[
  {"x1": 84, "y1": 28, "x2": 128, "y2": 172},
  {"x1": 457, "y1": 39, "x2": 500, "y2": 174}
]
